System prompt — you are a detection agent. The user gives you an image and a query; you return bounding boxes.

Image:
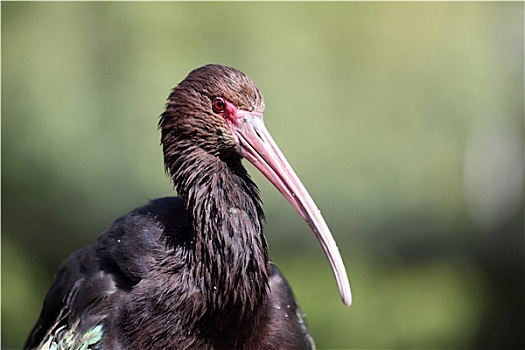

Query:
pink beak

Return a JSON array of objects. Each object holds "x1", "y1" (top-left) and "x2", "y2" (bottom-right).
[{"x1": 233, "y1": 111, "x2": 352, "y2": 306}]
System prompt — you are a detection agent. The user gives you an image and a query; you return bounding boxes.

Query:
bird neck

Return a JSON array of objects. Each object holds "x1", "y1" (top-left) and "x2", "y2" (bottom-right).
[{"x1": 171, "y1": 147, "x2": 270, "y2": 330}]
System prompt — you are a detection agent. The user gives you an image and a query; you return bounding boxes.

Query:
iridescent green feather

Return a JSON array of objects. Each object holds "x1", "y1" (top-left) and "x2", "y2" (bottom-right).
[{"x1": 39, "y1": 324, "x2": 103, "y2": 350}]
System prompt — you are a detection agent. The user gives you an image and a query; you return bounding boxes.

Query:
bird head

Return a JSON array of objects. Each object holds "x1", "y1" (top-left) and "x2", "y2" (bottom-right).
[
  {"x1": 160, "y1": 64, "x2": 265, "y2": 159},
  {"x1": 159, "y1": 64, "x2": 352, "y2": 306}
]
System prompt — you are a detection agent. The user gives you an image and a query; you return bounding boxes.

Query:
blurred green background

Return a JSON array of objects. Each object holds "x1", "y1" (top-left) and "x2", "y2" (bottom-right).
[{"x1": 2, "y1": 2, "x2": 523, "y2": 349}]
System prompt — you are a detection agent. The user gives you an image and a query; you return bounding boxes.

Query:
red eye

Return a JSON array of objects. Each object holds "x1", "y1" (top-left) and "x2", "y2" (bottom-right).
[{"x1": 212, "y1": 98, "x2": 226, "y2": 113}]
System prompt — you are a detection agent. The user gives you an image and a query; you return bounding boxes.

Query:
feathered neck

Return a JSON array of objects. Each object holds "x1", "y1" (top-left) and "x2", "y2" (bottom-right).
[{"x1": 168, "y1": 144, "x2": 271, "y2": 341}]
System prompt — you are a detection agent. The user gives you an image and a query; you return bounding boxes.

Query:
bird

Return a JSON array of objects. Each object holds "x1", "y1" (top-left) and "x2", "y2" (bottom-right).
[{"x1": 24, "y1": 64, "x2": 351, "y2": 350}]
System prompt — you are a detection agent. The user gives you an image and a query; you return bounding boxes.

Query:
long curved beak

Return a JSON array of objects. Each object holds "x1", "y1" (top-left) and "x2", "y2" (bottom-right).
[{"x1": 234, "y1": 111, "x2": 352, "y2": 306}]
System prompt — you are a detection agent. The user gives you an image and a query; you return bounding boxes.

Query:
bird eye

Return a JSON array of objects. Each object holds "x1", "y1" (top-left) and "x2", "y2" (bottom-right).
[{"x1": 212, "y1": 98, "x2": 226, "y2": 113}]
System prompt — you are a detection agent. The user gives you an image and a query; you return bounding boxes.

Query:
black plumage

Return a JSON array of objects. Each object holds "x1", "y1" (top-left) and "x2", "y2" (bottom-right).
[{"x1": 25, "y1": 64, "x2": 350, "y2": 350}]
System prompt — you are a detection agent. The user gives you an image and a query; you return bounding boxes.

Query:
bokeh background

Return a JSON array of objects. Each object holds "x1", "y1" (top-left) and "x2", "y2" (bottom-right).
[{"x1": 2, "y1": 2, "x2": 523, "y2": 349}]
